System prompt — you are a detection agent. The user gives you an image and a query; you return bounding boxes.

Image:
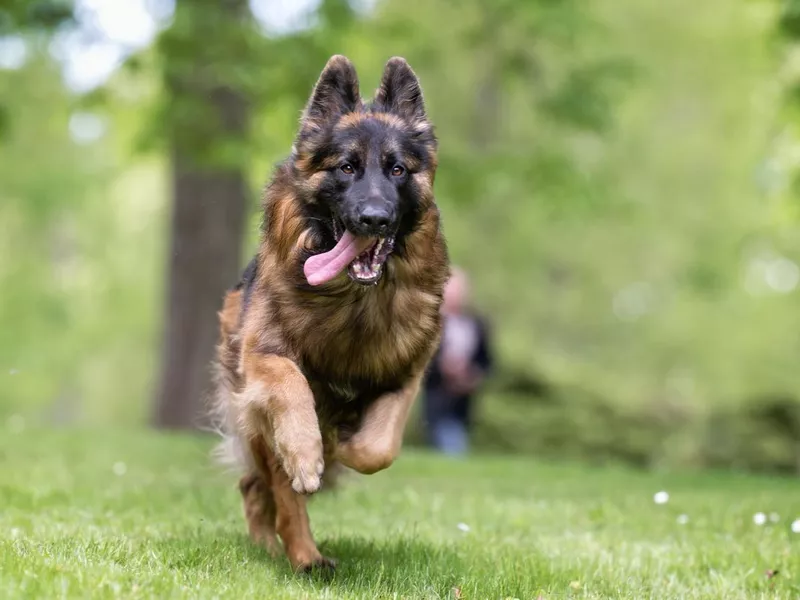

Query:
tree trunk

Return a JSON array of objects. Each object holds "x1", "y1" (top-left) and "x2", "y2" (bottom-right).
[{"x1": 152, "y1": 2, "x2": 250, "y2": 429}]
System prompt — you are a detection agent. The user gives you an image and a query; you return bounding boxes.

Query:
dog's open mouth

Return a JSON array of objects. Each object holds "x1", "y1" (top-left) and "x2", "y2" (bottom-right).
[
  {"x1": 334, "y1": 218, "x2": 394, "y2": 285},
  {"x1": 303, "y1": 218, "x2": 394, "y2": 287}
]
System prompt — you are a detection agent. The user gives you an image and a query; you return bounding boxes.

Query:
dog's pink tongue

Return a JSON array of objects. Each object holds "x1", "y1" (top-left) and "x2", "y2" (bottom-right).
[{"x1": 304, "y1": 231, "x2": 375, "y2": 286}]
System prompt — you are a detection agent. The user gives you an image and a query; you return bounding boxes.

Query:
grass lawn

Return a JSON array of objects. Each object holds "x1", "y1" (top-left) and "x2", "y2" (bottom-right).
[{"x1": 1, "y1": 428, "x2": 798, "y2": 599}]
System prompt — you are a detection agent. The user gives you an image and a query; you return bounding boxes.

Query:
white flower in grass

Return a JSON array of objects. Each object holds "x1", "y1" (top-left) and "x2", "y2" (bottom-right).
[
  {"x1": 676, "y1": 514, "x2": 689, "y2": 525},
  {"x1": 457, "y1": 522, "x2": 470, "y2": 532},
  {"x1": 753, "y1": 512, "x2": 767, "y2": 526},
  {"x1": 769, "y1": 512, "x2": 780, "y2": 523},
  {"x1": 112, "y1": 461, "x2": 127, "y2": 476},
  {"x1": 791, "y1": 519, "x2": 800, "y2": 534},
  {"x1": 653, "y1": 491, "x2": 669, "y2": 505}
]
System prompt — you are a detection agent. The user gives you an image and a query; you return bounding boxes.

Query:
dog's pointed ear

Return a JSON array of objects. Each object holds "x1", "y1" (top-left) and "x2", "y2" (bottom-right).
[
  {"x1": 300, "y1": 55, "x2": 362, "y2": 129},
  {"x1": 373, "y1": 57, "x2": 427, "y2": 124}
]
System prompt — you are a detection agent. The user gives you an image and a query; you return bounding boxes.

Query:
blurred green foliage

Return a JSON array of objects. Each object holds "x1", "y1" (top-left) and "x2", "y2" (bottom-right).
[
  {"x1": 0, "y1": 1, "x2": 73, "y2": 33},
  {"x1": 0, "y1": 0, "x2": 798, "y2": 472}
]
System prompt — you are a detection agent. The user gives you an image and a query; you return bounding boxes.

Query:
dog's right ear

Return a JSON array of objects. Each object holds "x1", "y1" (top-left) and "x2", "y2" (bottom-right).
[
  {"x1": 373, "y1": 57, "x2": 427, "y2": 125},
  {"x1": 300, "y1": 55, "x2": 362, "y2": 131}
]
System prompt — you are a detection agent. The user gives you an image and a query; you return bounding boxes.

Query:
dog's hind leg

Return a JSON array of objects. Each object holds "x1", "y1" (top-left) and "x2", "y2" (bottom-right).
[
  {"x1": 238, "y1": 468, "x2": 280, "y2": 555},
  {"x1": 265, "y1": 449, "x2": 336, "y2": 573}
]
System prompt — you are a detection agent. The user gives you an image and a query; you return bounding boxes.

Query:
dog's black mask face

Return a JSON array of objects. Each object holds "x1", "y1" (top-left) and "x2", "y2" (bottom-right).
[
  {"x1": 293, "y1": 55, "x2": 437, "y2": 286},
  {"x1": 327, "y1": 121, "x2": 408, "y2": 239}
]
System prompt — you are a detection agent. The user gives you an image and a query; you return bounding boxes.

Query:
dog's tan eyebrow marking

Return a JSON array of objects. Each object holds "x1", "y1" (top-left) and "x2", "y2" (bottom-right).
[
  {"x1": 336, "y1": 112, "x2": 407, "y2": 134},
  {"x1": 382, "y1": 137, "x2": 423, "y2": 170},
  {"x1": 371, "y1": 112, "x2": 406, "y2": 129},
  {"x1": 335, "y1": 112, "x2": 367, "y2": 130},
  {"x1": 381, "y1": 138, "x2": 401, "y2": 160}
]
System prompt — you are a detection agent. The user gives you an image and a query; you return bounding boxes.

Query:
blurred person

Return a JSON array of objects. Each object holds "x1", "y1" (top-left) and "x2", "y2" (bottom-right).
[{"x1": 422, "y1": 267, "x2": 493, "y2": 455}]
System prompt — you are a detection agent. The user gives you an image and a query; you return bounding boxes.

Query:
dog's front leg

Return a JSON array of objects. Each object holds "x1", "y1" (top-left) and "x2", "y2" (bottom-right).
[
  {"x1": 238, "y1": 353, "x2": 324, "y2": 494},
  {"x1": 335, "y1": 373, "x2": 422, "y2": 474},
  {"x1": 237, "y1": 353, "x2": 332, "y2": 571}
]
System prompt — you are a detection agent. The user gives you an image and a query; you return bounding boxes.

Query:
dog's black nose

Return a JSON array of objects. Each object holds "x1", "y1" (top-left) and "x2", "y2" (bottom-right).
[{"x1": 358, "y1": 204, "x2": 392, "y2": 232}]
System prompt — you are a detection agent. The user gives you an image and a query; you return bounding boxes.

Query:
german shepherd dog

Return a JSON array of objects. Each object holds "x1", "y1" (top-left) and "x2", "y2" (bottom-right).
[{"x1": 212, "y1": 55, "x2": 449, "y2": 572}]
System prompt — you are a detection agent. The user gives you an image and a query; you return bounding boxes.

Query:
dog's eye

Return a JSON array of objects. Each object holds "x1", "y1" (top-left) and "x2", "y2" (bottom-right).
[
  {"x1": 340, "y1": 163, "x2": 354, "y2": 175},
  {"x1": 391, "y1": 165, "x2": 405, "y2": 177}
]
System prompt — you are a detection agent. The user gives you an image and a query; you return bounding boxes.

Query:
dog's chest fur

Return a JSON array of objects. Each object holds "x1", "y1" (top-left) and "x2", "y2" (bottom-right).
[
  {"x1": 270, "y1": 269, "x2": 442, "y2": 432},
  {"x1": 287, "y1": 273, "x2": 440, "y2": 383}
]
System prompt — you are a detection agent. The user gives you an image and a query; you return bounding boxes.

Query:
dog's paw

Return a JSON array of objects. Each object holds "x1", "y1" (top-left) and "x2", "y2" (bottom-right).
[
  {"x1": 297, "y1": 555, "x2": 337, "y2": 575},
  {"x1": 286, "y1": 454, "x2": 324, "y2": 495},
  {"x1": 273, "y1": 426, "x2": 325, "y2": 495}
]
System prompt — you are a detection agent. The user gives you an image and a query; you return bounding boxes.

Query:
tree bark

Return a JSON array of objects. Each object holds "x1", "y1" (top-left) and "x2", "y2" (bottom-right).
[{"x1": 152, "y1": 2, "x2": 250, "y2": 429}]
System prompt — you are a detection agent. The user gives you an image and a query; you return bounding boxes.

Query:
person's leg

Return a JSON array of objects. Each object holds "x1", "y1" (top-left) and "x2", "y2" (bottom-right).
[
  {"x1": 432, "y1": 416, "x2": 469, "y2": 455},
  {"x1": 423, "y1": 389, "x2": 444, "y2": 448}
]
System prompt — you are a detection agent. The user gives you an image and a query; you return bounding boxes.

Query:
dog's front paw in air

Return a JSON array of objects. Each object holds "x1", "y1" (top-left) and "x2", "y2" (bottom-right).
[
  {"x1": 286, "y1": 455, "x2": 324, "y2": 495},
  {"x1": 276, "y1": 434, "x2": 325, "y2": 495}
]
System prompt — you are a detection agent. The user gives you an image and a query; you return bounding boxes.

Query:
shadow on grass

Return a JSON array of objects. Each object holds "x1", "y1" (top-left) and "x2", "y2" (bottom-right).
[
  {"x1": 314, "y1": 535, "x2": 467, "y2": 596},
  {"x1": 150, "y1": 531, "x2": 470, "y2": 597},
  {"x1": 62, "y1": 528, "x2": 651, "y2": 598}
]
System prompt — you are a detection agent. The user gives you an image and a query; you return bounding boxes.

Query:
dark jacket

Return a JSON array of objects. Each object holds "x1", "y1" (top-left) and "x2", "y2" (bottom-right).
[{"x1": 422, "y1": 312, "x2": 493, "y2": 428}]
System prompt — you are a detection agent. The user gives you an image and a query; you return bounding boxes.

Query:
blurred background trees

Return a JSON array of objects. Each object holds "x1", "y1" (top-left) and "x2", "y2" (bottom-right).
[
  {"x1": 152, "y1": 0, "x2": 252, "y2": 429},
  {"x1": 1, "y1": 0, "x2": 798, "y2": 472}
]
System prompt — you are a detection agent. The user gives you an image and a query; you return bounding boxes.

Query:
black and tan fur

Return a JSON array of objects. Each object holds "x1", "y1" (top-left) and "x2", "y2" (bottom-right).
[{"x1": 211, "y1": 55, "x2": 449, "y2": 572}]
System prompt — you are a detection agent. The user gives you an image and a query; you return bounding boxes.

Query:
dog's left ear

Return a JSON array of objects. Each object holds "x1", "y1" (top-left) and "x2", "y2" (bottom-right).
[
  {"x1": 301, "y1": 55, "x2": 362, "y2": 129},
  {"x1": 373, "y1": 57, "x2": 428, "y2": 125}
]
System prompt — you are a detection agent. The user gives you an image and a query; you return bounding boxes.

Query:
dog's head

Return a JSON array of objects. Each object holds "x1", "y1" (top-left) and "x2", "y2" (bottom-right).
[{"x1": 293, "y1": 55, "x2": 437, "y2": 287}]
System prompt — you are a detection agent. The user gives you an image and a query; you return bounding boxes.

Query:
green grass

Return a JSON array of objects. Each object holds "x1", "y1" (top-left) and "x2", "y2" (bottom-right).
[{"x1": 1, "y1": 428, "x2": 798, "y2": 599}]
